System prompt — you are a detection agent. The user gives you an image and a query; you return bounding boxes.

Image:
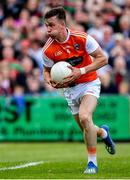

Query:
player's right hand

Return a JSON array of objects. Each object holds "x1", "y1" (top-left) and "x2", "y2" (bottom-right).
[{"x1": 51, "y1": 80, "x2": 69, "y2": 88}]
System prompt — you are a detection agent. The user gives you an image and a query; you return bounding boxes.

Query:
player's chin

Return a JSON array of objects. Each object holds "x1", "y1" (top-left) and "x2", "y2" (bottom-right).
[{"x1": 47, "y1": 33, "x2": 55, "y2": 38}]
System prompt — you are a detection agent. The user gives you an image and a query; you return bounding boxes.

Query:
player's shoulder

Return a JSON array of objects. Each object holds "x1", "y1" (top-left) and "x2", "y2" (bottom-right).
[
  {"x1": 43, "y1": 37, "x2": 54, "y2": 53},
  {"x1": 70, "y1": 29, "x2": 87, "y2": 39}
]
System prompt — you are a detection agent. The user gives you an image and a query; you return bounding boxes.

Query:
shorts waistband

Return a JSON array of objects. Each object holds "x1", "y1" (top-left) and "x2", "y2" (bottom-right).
[{"x1": 68, "y1": 78, "x2": 100, "y2": 88}]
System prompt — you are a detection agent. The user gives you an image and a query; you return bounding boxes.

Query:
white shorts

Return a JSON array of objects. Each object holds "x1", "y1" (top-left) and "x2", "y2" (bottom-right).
[{"x1": 63, "y1": 78, "x2": 101, "y2": 115}]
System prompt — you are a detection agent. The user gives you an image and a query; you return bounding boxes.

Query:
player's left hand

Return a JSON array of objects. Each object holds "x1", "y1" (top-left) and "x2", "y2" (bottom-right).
[{"x1": 63, "y1": 66, "x2": 81, "y2": 84}]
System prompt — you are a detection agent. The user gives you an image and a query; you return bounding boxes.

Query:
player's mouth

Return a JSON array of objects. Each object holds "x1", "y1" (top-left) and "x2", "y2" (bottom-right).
[{"x1": 47, "y1": 32, "x2": 53, "y2": 37}]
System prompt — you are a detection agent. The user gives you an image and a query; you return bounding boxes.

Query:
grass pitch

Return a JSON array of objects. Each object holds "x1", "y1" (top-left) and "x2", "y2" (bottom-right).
[{"x1": 0, "y1": 142, "x2": 130, "y2": 179}]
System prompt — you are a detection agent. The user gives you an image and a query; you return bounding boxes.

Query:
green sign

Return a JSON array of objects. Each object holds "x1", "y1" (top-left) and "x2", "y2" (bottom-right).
[
  {"x1": 94, "y1": 96, "x2": 130, "y2": 140},
  {"x1": 0, "y1": 96, "x2": 82, "y2": 141},
  {"x1": 0, "y1": 95, "x2": 130, "y2": 141}
]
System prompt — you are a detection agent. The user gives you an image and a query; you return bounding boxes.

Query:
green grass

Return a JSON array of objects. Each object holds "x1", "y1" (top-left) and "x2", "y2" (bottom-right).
[{"x1": 0, "y1": 142, "x2": 130, "y2": 179}]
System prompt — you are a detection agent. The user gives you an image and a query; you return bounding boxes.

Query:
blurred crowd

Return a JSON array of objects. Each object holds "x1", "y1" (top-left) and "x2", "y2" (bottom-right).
[{"x1": 0, "y1": 0, "x2": 130, "y2": 97}]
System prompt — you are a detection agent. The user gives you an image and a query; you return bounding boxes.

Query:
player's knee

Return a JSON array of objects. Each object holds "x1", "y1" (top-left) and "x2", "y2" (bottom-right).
[{"x1": 79, "y1": 111, "x2": 92, "y2": 128}]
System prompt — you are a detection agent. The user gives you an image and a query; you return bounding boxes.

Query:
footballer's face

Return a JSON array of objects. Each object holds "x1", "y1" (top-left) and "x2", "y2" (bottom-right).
[{"x1": 45, "y1": 16, "x2": 64, "y2": 39}]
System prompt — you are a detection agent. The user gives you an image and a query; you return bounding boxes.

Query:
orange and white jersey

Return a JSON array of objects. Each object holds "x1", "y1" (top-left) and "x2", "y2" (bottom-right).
[{"x1": 42, "y1": 29, "x2": 99, "y2": 84}]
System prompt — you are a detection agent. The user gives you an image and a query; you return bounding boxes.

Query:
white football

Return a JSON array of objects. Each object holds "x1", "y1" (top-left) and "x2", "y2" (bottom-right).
[{"x1": 51, "y1": 61, "x2": 72, "y2": 83}]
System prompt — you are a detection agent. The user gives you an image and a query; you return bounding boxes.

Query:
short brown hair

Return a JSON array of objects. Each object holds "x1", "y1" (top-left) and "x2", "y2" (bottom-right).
[{"x1": 44, "y1": 7, "x2": 66, "y2": 22}]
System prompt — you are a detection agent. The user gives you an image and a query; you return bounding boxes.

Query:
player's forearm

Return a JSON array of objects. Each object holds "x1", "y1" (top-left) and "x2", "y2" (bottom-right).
[
  {"x1": 80, "y1": 56, "x2": 108, "y2": 75},
  {"x1": 43, "y1": 68, "x2": 51, "y2": 83}
]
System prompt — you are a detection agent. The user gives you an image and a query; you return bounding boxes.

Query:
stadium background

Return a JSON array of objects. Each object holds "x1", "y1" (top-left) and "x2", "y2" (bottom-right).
[
  {"x1": 0, "y1": 0, "x2": 130, "y2": 179},
  {"x1": 0, "y1": 0, "x2": 130, "y2": 142}
]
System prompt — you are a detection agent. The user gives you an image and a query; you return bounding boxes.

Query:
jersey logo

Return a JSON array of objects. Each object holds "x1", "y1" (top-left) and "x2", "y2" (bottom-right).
[
  {"x1": 66, "y1": 56, "x2": 83, "y2": 66},
  {"x1": 74, "y1": 44, "x2": 80, "y2": 50},
  {"x1": 54, "y1": 51, "x2": 63, "y2": 56}
]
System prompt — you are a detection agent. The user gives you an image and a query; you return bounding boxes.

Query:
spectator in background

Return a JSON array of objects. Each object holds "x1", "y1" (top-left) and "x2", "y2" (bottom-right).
[
  {"x1": 101, "y1": 0, "x2": 121, "y2": 29},
  {"x1": 109, "y1": 42, "x2": 125, "y2": 62},
  {"x1": 119, "y1": 15, "x2": 130, "y2": 38},
  {"x1": 3, "y1": 0, "x2": 23, "y2": 19},
  {"x1": 15, "y1": 56, "x2": 34, "y2": 92},
  {"x1": 114, "y1": 33, "x2": 124, "y2": 47},
  {"x1": 0, "y1": 17, "x2": 16, "y2": 38},
  {"x1": 45, "y1": 0, "x2": 64, "y2": 8},
  {"x1": 32, "y1": 68, "x2": 42, "y2": 81},
  {"x1": 30, "y1": 15, "x2": 41, "y2": 29},
  {"x1": 1, "y1": 46, "x2": 17, "y2": 63},
  {"x1": 17, "y1": 39, "x2": 30, "y2": 59},
  {"x1": 85, "y1": 0, "x2": 105, "y2": 14},
  {"x1": 0, "y1": 46, "x2": 20, "y2": 81},
  {"x1": 11, "y1": 85, "x2": 26, "y2": 115},
  {"x1": 26, "y1": 0, "x2": 40, "y2": 16},
  {"x1": 112, "y1": 56, "x2": 130, "y2": 89},
  {"x1": 17, "y1": 39, "x2": 39, "y2": 69},
  {"x1": 123, "y1": 4, "x2": 130, "y2": 16},
  {"x1": 26, "y1": 75, "x2": 45, "y2": 95},
  {"x1": 1, "y1": 37, "x2": 15, "y2": 50},
  {"x1": 0, "y1": 4, "x2": 4, "y2": 25},
  {"x1": 15, "y1": 8, "x2": 31, "y2": 38},
  {"x1": 29, "y1": 39, "x2": 44, "y2": 80},
  {"x1": 0, "y1": 62, "x2": 12, "y2": 95},
  {"x1": 31, "y1": 26, "x2": 47, "y2": 43},
  {"x1": 108, "y1": 33, "x2": 125, "y2": 67},
  {"x1": 66, "y1": 10, "x2": 86, "y2": 31},
  {"x1": 100, "y1": 25, "x2": 115, "y2": 53},
  {"x1": 87, "y1": 14, "x2": 104, "y2": 43},
  {"x1": 74, "y1": 0, "x2": 89, "y2": 31},
  {"x1": 0, "y1": 0, "x2": 129, "y2": 96},
  {"x1": 118, "y1": 80, "x2": 130, "y2": 95},
  {"x1": 112, "y1": 0, "x2": 125, "y2": 7},
  {"x1": 99, "y1": 71, "x2": 118, "y2": 94},
  {"x1": 123, "y1": 38, "x2": 130, "y2": 70}
]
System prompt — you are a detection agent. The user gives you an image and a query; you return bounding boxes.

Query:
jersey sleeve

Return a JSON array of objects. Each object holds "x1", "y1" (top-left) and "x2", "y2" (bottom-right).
[
  {"x1": 42, "y1": 52, "x2": 54, "y2": 68},
  {"x1": 86, "y1": 35, "x2": 99, "y2": 54}
]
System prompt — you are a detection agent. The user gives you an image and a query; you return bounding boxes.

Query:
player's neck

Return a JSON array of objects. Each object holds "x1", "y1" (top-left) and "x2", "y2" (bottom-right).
[{"x1": 56, "y1": 28, "x2": 68, "y2": 43}]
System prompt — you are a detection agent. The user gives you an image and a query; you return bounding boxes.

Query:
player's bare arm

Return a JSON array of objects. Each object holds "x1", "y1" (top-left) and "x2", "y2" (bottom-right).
[
  {"x1": 63, "y1": 47, "x2": 108, "y2": 84},
  {"x1": 43, "y1": 66, "x2": 52, "y2": 85},
  {"x1": 83, "y1": 47, "x2": 108, "y2": 74},
  {"x1": 43, "y1": 66, "x2": 57, "y2": 87}
]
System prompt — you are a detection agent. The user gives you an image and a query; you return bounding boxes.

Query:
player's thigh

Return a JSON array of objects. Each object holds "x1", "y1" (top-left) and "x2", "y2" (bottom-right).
[{"x1": 79, "y1": 94, "x2": 97, "y2": 119}]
